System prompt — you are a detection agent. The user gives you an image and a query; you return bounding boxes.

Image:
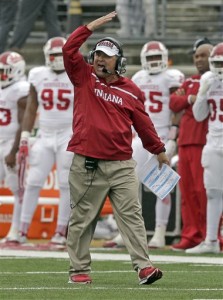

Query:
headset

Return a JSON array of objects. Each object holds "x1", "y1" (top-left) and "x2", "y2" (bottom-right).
[{"x1": 87, "y1": 37, "x2": 127, "y2": 74}]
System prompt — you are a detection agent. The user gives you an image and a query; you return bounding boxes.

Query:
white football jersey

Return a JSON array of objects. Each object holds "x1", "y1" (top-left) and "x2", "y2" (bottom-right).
[
  {"x1": 207, "y1": 78, "x2": 223, "y2": 138},
  {"x1": 193, "y1": 72, "x2": 223, "y2": 190},
  {"x1": 0, "y1": 81, "x2": 30, "y2": 139},
  {"x1": 199, "y1": 72, "x2": 223, "y2": 139},
  {"x1": 132, "y1": 68, "x2": 184, "y2": 137},
  {"x1": 28, "y1": 66, "x2": 74, "y2": 131}
]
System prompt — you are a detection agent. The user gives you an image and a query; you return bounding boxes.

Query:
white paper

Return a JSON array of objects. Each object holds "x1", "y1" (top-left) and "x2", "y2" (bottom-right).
[{"x1": 138, "y1": 155, "x2": 181, "y2": 200}]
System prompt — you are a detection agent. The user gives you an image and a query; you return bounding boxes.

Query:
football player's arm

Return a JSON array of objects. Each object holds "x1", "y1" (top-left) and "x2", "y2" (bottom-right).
[
  {"x1": 18, "y1": 84, "x2": 38, "y2": 160},
  {"x1": 192, "y1": 72, "x2": 213, "y2": 121},
  {"x1": 192, "y1": 91, "x2": 209, "y2": 122},
  {"x1": 4, "y1": 96, "x2": 27, "y2": 168},
  {"x1": 165, "y1": 112, "x2": 182, "y2": 160},
  {"x1": 165, "y1": 82, "x2": 183, "y2": 159},
  {"x1": 21, "y1": 84, "x2": 38, "y2": 133},
  {"x1": 169, "y1": 83, "x2": 185, "y2": 126}
]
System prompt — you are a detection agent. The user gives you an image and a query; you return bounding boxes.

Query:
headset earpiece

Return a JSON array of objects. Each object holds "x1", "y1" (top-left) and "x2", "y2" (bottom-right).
[
  {"x1": 116, "y1": 57, "x2": 127, "y2": 74},
  {"x1": 87, "y1": 37, "x2": 127, "y2": 74},
  {"x1": 87, "y1": 50, "x2": 94, "y2": 65}
]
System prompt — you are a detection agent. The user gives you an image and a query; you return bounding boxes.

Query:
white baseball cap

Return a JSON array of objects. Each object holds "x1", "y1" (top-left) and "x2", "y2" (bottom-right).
[{"x1": 95, "y1": 40, "x2": 119, "y2": 56}]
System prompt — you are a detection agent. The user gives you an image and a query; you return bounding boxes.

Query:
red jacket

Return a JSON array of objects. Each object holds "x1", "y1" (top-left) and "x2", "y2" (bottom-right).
[
  {"x1": 169, "y1": 75, "x2": 208, "y2": 146},
  {"x1": 62, "y1": 26, "x2": 165, "y2": 160}
]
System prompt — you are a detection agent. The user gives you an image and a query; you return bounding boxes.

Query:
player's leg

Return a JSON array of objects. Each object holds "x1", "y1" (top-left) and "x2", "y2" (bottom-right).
[
  {"x1": 202, "y1": 145, "x2": 223, "y2": 248},
  {"x1": 4, "y1": 166, "x2": 21, "y2": 240},
  {"x1": 103, "y1": 232, "x2": 125, "y2": 248},
  {"x1": 19, "y1": 138, "x2": 54, "y2": 240},
  {"x1": 148, "y1": 194, "x2": 171, "y2": 248},
  {"x1": 206, "y1": 189, "x2": 223, "y2": 242},
  {"x1": 186, "y1": 146, "x2": 223, "y2": 254},
  {"x1": 0, "y1": 140, "x2": 21, "y2": 242},
  {"x1": 186, "y1": 189, "x2": 222, "y2": 254},
  {"x1": 93, "y1": 214, "x2": 118, "y2": 240},
  {"x1": 52, "y1": 139, "x2": 73, "y2": 245}
]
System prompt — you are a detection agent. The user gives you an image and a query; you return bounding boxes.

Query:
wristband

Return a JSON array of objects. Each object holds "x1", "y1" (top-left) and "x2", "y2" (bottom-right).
[{"x1": 21, "y1": 131, "x2": 30, "y2": 139}]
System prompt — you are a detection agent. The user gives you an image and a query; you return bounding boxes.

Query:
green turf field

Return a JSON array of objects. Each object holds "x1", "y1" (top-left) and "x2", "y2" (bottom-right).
[{"x1": 0, "y1": 247, "x2": 222, "y2": 300}]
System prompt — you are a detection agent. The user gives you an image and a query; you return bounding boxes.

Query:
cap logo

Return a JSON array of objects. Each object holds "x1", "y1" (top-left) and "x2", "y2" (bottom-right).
[
  {"x1": 97, "y1": 41, "x2": 115, "y2": 49},
  {"x1": 95, "y1": 40, "x2": 120, "y2": 56}
]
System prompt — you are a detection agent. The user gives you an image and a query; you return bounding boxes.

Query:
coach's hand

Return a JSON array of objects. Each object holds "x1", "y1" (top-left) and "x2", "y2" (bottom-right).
[
  {"x1": 157, "y1": 152, "x2": 170, "y2": 170},
  {"x1": 87, "y1": 11, "x2": 117, "y2": 31}
]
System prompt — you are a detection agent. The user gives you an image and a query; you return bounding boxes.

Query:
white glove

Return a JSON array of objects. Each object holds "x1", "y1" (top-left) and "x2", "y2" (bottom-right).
[{"x1": 165, "y1": 140, "x2": 177, "y2": 160}]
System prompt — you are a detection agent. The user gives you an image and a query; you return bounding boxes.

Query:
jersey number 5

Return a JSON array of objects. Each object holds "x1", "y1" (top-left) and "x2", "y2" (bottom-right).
[
  {"x1": 41, "y1": 89, "x2": 71, "y2": 110},
  {"x1": 148, "y1": 91, "x2": 163, "y2": 113}
]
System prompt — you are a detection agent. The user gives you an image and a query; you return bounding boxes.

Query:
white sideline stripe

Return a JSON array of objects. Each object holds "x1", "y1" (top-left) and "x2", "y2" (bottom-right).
[
  {"x1": 0, "y1": 270, "x2": 223, "y2": 275},
  {"x1": 192, "y1": 264, "x2": 223, "y2": 267},
  {"x1": 0, "y1": 287, "x2": 222, "y2": 291},
  {"x1": 0, "y1": 271, "x2": 131, "y2": 274},
  {"x1": 0, "y1": 196, "x2": 59, "y2": 205},
  {"x1": 0, "y1": 249, "x2": 223, "y2": 265}
]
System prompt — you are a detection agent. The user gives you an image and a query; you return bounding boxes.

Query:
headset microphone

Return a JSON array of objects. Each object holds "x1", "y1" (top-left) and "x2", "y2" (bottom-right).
[{"x1": 102, "y1": 67, "x2": 117, "y2": 75}]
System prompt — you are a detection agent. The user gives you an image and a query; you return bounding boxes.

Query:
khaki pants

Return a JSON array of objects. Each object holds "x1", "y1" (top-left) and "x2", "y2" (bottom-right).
[{"x1": 67, "y1": 154, "x2": 152, "y2": 276}]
